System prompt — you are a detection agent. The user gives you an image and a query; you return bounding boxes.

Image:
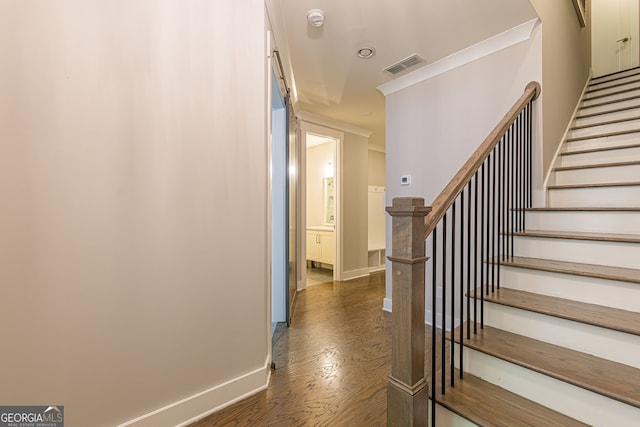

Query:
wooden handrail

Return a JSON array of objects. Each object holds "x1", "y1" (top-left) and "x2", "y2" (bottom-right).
[{"x1": 423, "y1": 81, "x2": 541, "y2": 240}]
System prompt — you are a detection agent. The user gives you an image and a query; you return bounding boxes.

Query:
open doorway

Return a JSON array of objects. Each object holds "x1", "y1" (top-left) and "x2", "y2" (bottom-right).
[{"x1": 305, "y1": 133, "x2": 337, "y2": 286}]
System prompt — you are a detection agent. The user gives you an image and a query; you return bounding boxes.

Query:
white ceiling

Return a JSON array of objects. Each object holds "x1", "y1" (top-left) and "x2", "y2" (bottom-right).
[{"x1": 266, "y1": 0, "x2": 538, "y2": 147}]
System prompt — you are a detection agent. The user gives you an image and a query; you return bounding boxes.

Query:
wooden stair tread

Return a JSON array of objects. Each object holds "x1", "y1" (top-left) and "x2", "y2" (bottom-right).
[
  {"x1": 502, "y1": 255, "x2": 640, "y2": 284},
  {"x1": 554, "y1": 159, "x2": 640, "y2": 171},
  {"x1": 586, "y1": 78, "x2": 640, "y2": 94},
  {"x1": 560, "y1": 142, "x2": 640, "y2": 156},
  {"x1": 433, "y1": 368, "x2": 588, "y2": 427},
  {"x1": 514, "y1": 229, "x2": 640, "y2": 244},
  {"x1": 584, "y1": 87, "x2": 640, "y2": 101},
  {"x1": 474, "y1": 287, "x2": 640, "y2": 337},
  {"x1": 453, "y1": 324, "x2": 640, "y2": 410},
  {"x1": 576, "y1": 104, "x2": 640, "y2": 120},
  {"x1": 572, "y1": 115, "x2": 640, "y2": 130},
  {"x1": 580, "y1": 94, "x2": 640, "y2": 110},
  {"x1": 566, "y1": 127, "x2": 640, "y2": 142},
  {"x1": 548, "y1": 181, "x2": 640, "y2": 190},
  {"x1": 590, "y1": 67, "x2": 640, "y2": 86}
]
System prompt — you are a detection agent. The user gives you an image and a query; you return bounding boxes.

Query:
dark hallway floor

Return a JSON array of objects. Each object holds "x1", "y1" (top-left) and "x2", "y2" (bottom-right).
[{"x1": 191, "y1": 271, "x2": 389, "y2": 426}]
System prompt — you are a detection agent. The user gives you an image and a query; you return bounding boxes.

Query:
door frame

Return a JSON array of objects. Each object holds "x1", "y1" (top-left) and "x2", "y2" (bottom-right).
[
  {"x1": 299, "y1": 121, "x2": 344, "y2": 289},
  {"x1": 591, "y1": 0, "x2": 640, "y2": 76}
]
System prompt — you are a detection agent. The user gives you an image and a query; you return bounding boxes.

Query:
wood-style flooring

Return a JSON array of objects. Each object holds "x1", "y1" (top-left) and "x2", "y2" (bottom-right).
[
  {"x1": 191, "y1": 272, "x2": 391, "y2": 427},
  {"x1": 190, "y1": 271, "x2": 591, "y2": 426}
]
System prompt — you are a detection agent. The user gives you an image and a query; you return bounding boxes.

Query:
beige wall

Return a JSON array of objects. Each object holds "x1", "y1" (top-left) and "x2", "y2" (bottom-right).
[
  {"x1": 342, "y1": 133, "x2": 369, "y2": 274},
  {"x1": 384, "y1": 25, "x2": 542, "y2": 306},
  {"x1": 368, "y1": 149, "x2": 386, "y2": 187},
  {"x1": 530, "y1": 0, "x2": 592, "y2": 175},
  {"x1": 306, "y1": 142, "x2": 335, "y2": 227},
  {"x1": 0, "y1": 1, "x2": 268, "y2": 426}
]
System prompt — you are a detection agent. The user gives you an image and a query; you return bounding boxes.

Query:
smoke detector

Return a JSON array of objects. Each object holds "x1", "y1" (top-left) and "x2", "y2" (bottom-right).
[{"x1": 307, "y1": 9, "x2": 325, "y2": 27}]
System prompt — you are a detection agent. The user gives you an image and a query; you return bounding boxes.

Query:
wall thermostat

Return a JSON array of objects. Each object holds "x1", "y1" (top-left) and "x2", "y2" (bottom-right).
[{"x1": 400, "y1": 175, "x2": 411, "y2": 186}]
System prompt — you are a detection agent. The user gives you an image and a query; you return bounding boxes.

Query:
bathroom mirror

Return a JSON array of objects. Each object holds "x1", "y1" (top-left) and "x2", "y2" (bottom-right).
[{"x1": 324, "y1": 177, "x2": 335, "y2": 225}]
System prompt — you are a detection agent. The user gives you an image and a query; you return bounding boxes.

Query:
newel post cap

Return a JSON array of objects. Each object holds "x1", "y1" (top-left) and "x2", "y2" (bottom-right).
[{"x1": 386, "y1": 197, "x2": 431, "y2": 217}]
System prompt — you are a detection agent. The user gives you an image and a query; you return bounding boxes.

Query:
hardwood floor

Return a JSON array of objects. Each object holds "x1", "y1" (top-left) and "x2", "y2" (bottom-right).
[
  {"x1": 190, "y1": 271, "x2": 590, "y2": 426},
  {"x1": 191, "y1": 271, "x2": 391, "y2": 427}
]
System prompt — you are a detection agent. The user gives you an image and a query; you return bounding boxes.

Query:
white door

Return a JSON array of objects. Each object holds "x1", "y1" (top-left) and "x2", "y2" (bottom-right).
[{"x1": 592, "y1": 0, "x2": 640, "y2": 77}]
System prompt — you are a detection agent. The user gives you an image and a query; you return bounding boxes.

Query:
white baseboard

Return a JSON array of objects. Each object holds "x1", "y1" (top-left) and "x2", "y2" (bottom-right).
[
  {"x1": 117, "y1": 357, "x2": 271, "y2": 427},
  {"x1": 341, "y1": 267, "x2": 371, "y2": 281},
  {"x1": 368, "y1": 265, "x2": 386, "y2": 273},
  {"x1": 383, "y1": 297, "x2": 392, "y2": 313}
]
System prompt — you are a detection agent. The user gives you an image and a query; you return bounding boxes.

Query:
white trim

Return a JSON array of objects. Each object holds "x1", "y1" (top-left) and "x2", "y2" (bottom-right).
[
  {"x1": 368, "y1": 143, "x2": 386, "y2": 153},
  {"x1": 341, "y1": 267, "x2": 371, "y2": 281},
  {"x1": 377, "y1": 18, "x2": 539, "y2": 96},
  {"x1": 117, "y1": 358, "x2": 271, "y2": 427},
  {"x1": 542, "y1": 70, "x2": 592, "y2": 198},
  {"x1": 297, "y1": 111, "x2": 374, "y2": 138},
  {"x1": 369, "y1": 266, "x2": 386, "y2": 273},
  {"x1": 383, "y1": 297, "x2": 392, "y2": 313},
  {"x1": 299, "y1": 122, "x2": 345, "y2": 284}
]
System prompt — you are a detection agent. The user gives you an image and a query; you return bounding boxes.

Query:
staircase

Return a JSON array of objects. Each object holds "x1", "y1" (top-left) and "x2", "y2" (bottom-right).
[{"x1": 444, "y1": 68, "x2": 640, "y2": 426}]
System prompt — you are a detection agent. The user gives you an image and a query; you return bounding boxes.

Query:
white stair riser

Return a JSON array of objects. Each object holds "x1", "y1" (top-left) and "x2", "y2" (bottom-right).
[
  {"x1": 575, "y1": 108, "x2": 640, "y2": 127},
  {"x1": 554, "y1": 164, "x2": 640, "y2": 185},
  {"x1": 559, "y1": 146, "x2": 640, "y2": 166},
  {"x1": 580, "y1": 98, "x2": 640, "y2": 115},
  {"x1": 500, "y1": 266, "x2": 640, "y2": 312},
  {"x1": 455, "y1": 344, "x2": 640, "y2": 427},
  {"x1": 548, "y1": 186, "x2": 640, "y2": 208},
  {"x1": 525, "y1": 210, "x2": 640, "y2": 234},
  {"x1": 565, "y1": 132, "x2": 640, "y2": 152},
  {"x1": 431, "y1": 403, "x2": 476, "y2": 427},
  {"x1": 569, "y1": 118, "x2": 640, "y2": 138},
  {"x1": 513, "y1": 235, "x2": 640, "y2": 269},
  {"x1": 483, "y1": 302, "x2": 640, "y2": 369},
  {"x1": 591, "y1": 69, "x2": 640, "y2": 85},
  {"x1": 585, "y1": 81, "x2": 640, "y2": 99},
  {"x1": 582, "y1": 88, "x2": 640, "y2": 107}
]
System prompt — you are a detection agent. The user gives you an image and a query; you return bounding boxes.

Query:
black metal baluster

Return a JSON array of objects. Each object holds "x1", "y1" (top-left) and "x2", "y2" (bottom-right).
[
  {"x1": 441, "y1": 215, "x2": 447, "y2": 394},
  {"x1": 473, "y1": 172, "x2": 478, "y2": 335},
  {"x1": 502, "y1": 131, "x2": 507, "y2": 262},
  {"x1": 459, "y1": 189, "x2": 465, "y2": 378},
  {"x1": 510, "y1": 118, "x2": 515, "y2": 259},
  {"x1": 480, "y1": 163, "x2": 485, "y2": 327},
  {"x1": 528, "y1": 103, "x2": 533, "y2": 209},
  {"x1": 515, "y1": 116, "x2": 520, "y2": 235},
  {"x1": 484, "y1": 155, "x2": 490, "y2": 297},
  {"x1": 431, "y1": 228, "x2": 437, "y2": 426},
  {"x1": 451, "y1": 202, "x2": 456, "y2": 387},
  {"x1": 520, "y1": 113, "x2": 525, "y2": 232},
  {"x1": 497, "y1": 138, "x2": 502, "y2": 289},
  {"x1": 523, "y1": 107, "x2": 528, "y2": 225},
  {"x1": 466, "y1": 181, "x2": 472, "y2": 339},
  {"x1": 491, "y1": 147, "x2": 497, "y2": 293}
]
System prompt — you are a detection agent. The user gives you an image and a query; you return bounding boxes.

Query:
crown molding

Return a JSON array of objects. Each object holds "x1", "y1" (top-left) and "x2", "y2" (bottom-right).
[{"x1": 378, "y1": 18, "x2": 539, "y2": 96}]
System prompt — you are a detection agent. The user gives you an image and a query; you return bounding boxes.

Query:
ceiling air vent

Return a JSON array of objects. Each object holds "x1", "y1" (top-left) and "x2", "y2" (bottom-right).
[{"x1": 383, "y1": 53, "x2": 426, "y2": 76}]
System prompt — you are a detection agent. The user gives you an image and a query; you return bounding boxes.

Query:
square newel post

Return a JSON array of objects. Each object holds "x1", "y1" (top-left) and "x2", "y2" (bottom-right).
[{"x1": 386, "y1": 197, "x2": 431, "y2": 427}]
